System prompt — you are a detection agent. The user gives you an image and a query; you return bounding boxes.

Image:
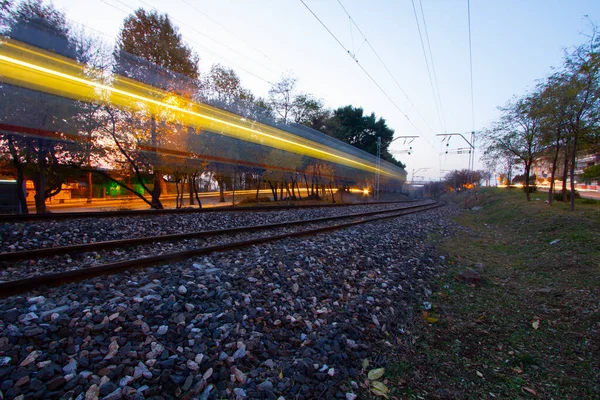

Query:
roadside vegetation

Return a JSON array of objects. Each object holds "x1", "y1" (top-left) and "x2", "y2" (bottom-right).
[{"x1": 389, "y1": 187, "x2": 599, "y2": 398}]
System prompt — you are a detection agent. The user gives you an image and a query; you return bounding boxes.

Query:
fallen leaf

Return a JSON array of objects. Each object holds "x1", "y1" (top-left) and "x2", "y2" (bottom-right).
[
  {"x1": 370, "y1": 381, "x2": 389, "y2": 398},
  {"x1": 511, "y1": 366, "x2": 523, "y2": 374},
  {"x1": 476, "y1": 371, "x2": 484, "y2": 378},
  {"x1": 425, "y1": 315, "x2": 439, "y2": 323},
  {"x1": 362, "y1": 358, "x2": 369, "y2": 369},
  {"x1": 368, "y1": 368, "x2": 385, "y2": 380},
  {"x1": 532, "y1": 319, "x2": 540, "y2": 330},
  {"x1": 522, "y1": 386, "x2": 538, "y2": 397}
]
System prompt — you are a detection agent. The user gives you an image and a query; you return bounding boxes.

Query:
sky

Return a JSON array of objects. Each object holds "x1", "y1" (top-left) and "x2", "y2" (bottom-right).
[{"x1": 48, "y1": 0, "x2": 600, "y2": 180}]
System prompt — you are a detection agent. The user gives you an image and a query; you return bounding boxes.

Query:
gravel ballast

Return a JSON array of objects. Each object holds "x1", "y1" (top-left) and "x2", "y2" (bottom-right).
[{"x1": 0, "y1": 203, "x2": 459, "y2": 399}]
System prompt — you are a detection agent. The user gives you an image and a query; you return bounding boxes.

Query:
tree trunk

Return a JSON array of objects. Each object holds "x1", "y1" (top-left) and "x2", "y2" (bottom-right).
[
  {"x1": 296, "y1": 179, "x2": 302, "y2": 200},
  {"x1": 289, "y1": 178, "x2": 296, "y2": 199},
  {"x1": 219, "y1": 180, "x2": 225, "y2": 202},
  {"x1": 548, "y1": 137, "x2": 561, "y2": 205},
  {"x1": 151, "y1": 174, "x2": 163, "y2": 209},
  {"x1": 267, "y1": 180, "x2": 277, "y2": 201},
  {"x1": 34, "y1": 143, "x2": 47, "y2": 214},
  {"x1": 285, "y1": 180, "x2": 292, "y2": 198},
  {"x1": 569, "y1": 131, "x2": 577, "y2": 211},
  {"x1": 7, "y1": 135, "x2": 29, "y2": 214},
  {"x1": 192, "y1": 172, "x2": 202, "y2": 208},
  {"x1": 255, "y1": 177, "x2": 261, "y2": 201},
  {"x1": 524, "y1": 162, "x2": 531, "y2": 201},
  {"x1": 175, "y1": 178, "x2": 181, "y2": 209},
  {"x1": 189, "y1": 174, "x2": 194, "y2": 205},
  {"x1": 561, "y1": 146, "x2": 570, "y2": 202},
  {"x1": 279, "y1": 182, "x2": 284, "y2": 201}
]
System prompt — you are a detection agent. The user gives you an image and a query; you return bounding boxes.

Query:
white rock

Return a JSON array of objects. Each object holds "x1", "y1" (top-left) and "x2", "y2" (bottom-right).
[
  {"x1": 186, "y1": 360, "x2": 199, "y2": 371},
  {"x1": 19, "y1": 350, "x2": 41, "y2": 367},
  {"x1": 156, "y1": 325, "x2": 168, "y2": 335},
  {"x1": 178, "y1": 285, "x2": 187, "y2": 294}
]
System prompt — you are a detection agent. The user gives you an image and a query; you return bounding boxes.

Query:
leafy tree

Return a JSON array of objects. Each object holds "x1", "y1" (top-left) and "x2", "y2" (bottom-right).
[
  {"x1": 116, "y1": 8, "x2": 199, "y2": 82},
  {"x1": 482, "y1": 94, "x2": 544, "y2": 201},
  {"x1": 204, "y1": 63, "x2": 252, "y2": 107},
  {"x1": 0, "y1": 0, "x2": 94, "y2": 213},
  {"x1": 323, "y1": 105, "x2": 404, "y2": 168},
  {"x1": 268, "y1": 75, "x2": 297, "y2": 123},
  {"x1": 580, "y1": 164, "x2": 600, "y2": 182},
  {"x1": 113, "y1": 8, "x2": 200, "y2": 209},
  {"x1": 559, "y1": 28, "x2": 600, "y2": 210},
  {"x1": 291, "y1": 94, "x2": 325, "y2": 125}
]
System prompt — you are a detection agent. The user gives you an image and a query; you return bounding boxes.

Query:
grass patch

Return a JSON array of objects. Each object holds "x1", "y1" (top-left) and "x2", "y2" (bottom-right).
[{"x1": 388, "y1": 187, "x2": 600, "y2": 399}]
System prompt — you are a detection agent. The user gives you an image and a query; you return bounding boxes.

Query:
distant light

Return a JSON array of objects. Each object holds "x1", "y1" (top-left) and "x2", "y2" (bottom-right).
[{"x1": 363, "y1": 189, "x2": 369, "y2": 195}]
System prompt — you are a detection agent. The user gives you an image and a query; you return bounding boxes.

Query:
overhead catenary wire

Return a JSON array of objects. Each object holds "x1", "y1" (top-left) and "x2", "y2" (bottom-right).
[
  {"x1": 97, "y1": 0, "x2": 274, "y2": 85},
  {"x1": 418, "y1": 0, "x2": 446, "y2": 132},
  {"x1": 336, "y1": 0, "x2": 437, "y2": 136},
  {"x1": 133, "y1": 0, "x2": 281, "y2": 77},
  {"x1": 298, "y1": 0, "x2": 435, "y2": 148},
  {"x1": 411, "y1": 0, "x2": 444, "y2": 134},
  {"x1": 467, "y1": 0, "x2": 475, "y2": 172},
  {"x1": 179, "y1": 0, "x2": 287, "y2": 71},
  {"x1": 123, "y1": 0, "x2": 279, "y2": 75}
]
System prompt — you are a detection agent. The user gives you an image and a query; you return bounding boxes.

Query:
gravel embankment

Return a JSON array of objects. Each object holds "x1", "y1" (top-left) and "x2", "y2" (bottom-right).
[
  {"x1": 0, "y1": 203, "x2": 459, "y2": 399},
  {"x1": 1, "y1": 204, "x2": 435, "y2": 282},
  {"x1": 0, "y1": 203, "x2": 423, "y2": 252}
]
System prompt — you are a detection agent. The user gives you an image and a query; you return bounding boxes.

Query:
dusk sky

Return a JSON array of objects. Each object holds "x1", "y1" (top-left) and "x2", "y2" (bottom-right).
[{"x1": 50, "y1": 0, "x2": 600, "y2": 180}]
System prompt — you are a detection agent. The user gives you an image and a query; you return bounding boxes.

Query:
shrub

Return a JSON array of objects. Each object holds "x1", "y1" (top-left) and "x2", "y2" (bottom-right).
[
  {"x1": 237, "y1": 196, "x2": 272, "y2": 205},
  {"x1": 552, "y1": 190, "x2": 580, "y2": 201}
]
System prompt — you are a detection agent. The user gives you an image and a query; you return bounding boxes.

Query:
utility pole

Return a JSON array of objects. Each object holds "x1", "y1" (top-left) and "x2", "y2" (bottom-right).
[
  {"x1": 376, "y1": 137, "x2": 381, "y2": 201},
  {"x1": 411, "y1": 167, "x2": 430, "y2": 184},
  {"x1": 377, "y1": 135, "x2": 418, "y2": 199},
  {"x1": 437, "y1": 132, "x2": 475, "y2": 184}
]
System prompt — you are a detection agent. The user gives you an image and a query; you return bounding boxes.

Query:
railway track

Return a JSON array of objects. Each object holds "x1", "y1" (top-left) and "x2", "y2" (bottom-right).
[
  {"x1": 0, "y1": 199, "x2": 416, "y2": 222},
  {"x1": 0, "y1": 200, "x2": 444, "y2": 296}
]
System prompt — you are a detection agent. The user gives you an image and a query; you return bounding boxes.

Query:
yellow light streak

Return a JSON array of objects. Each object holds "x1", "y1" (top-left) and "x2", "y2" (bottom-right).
[{"x1": 0, "y1": 38, "x2": 405, "y2": 180}]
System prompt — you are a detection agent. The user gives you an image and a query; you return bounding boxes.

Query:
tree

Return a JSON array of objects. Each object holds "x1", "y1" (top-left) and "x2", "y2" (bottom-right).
[
  {"x1": 483, "y1": 94, "x2": 544, "y2": 201},
  {"x1": 0, "y1": 0, "x2": 92, "y2": 213},
  {"x1": 268, "y1": 75, "x2": 297, "y2": 123},
  {"x1": 581, "y1": 164, "x2": 600, "y2": 182},
  {"x1": 204, "y1": 64, "x2": 252, "y2": 107},
  {"x1": 291, "y1": 94, "x2": 325, "y2": 125},
  {"x1": 116, "y1": 9, "x2": 199, "y2": 81},
  {"x1": 323, "y1": 105, "x2": 404, "y2": 168},
  {"x1": 114, "y1": 8, "x2": 200, "y2": 209},
  {"x1": 481, "y1": 139, "x2": 517, "y2": 187},
  {"x1": 535, "y1": 75, "x2": 571, "y2": 204},
  {"x1": 560, "y1": 28, "x2": 600, "y2": 211}
]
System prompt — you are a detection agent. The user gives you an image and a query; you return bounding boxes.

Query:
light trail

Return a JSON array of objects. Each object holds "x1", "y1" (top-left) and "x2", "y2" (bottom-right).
[{"x1": 0, "y1": 38, "x2": 406, "y2": 181}]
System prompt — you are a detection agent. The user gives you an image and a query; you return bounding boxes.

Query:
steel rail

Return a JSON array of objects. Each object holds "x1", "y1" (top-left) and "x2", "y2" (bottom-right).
[
  {"x1": 0, "y1": 201, "x2": 445, "y2": 296},
  {"x1": 0, "y1": 199, "x2": 416, "y2": 222},
  {"x1": 0, "y1": 201, "x2": 434, "y2": 262}
]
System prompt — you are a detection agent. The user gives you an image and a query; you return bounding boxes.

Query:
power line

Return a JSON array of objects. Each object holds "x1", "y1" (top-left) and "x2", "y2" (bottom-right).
[
  {"x1": 298, "y1": 0, "x2": 432, "y2": 146},
  {"x1": 336, "y1": 0, "x2": 437, "y2": 135},
  {"x1": 411, "y1": 0, "x2": 444, "y2": 133},
  {"x1": 179, "y1": 0, "x2": 285, "y2": 71},
  {"x1": 467, "y1": 0, "x2": 475, "y2": 132},
  {"x1": 134, "y1": 0, "x2": 280, "y2": 77},
  {"x1": 418, "y1": 0, "x2": 446, "y2": 132},
  {"x1": 97, "y1": 0, "x2": 274, "y2": 85},
  {"x1": 112, "y1": 0, "x2": 279, "y2": 79},
  {"x1": 467, "y1": 0, "x2": 475, "y2": 173}
]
